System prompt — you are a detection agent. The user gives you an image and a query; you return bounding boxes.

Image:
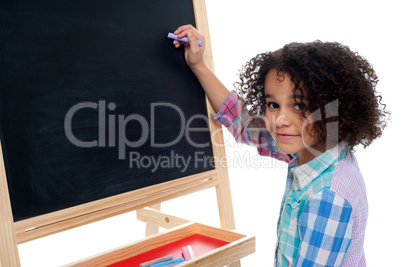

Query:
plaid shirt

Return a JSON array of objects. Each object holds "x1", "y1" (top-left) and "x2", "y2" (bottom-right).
[{"x1": 211, "y1": 91, "x2": 368, "y2": 266}]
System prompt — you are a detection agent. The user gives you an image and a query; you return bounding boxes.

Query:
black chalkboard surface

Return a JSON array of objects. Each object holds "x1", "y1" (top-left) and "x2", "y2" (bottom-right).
[{"x1": 0, "y1": 0, "x2": 214, "y2": 222}]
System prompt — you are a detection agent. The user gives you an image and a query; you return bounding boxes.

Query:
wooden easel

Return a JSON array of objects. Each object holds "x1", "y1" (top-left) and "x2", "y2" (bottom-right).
[{"x1": 0, "y1": 1, "x2": 250, "y2": 266}]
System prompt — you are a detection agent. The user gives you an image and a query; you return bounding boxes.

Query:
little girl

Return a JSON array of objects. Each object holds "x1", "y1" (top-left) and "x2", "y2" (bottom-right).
[{"x1": 172, "y1": 25, "x2": 388, "y2": 266}]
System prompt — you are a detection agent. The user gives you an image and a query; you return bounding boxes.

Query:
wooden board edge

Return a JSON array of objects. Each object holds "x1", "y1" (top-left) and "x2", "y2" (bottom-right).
[
  {"x1": 15, "y1": 170, "x2": 218, "y2": 243},
  {"x1": 0, "y1": 141, "x2": 21, "y2": 266},
  {"x1": 195, "y1": 223, "x2": 246, "y2": 243}
]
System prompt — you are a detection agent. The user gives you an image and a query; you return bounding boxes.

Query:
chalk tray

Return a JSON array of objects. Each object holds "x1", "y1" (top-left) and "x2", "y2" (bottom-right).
[{"x1": 65, "y1": 222, "x2": 255, "y2": 266}]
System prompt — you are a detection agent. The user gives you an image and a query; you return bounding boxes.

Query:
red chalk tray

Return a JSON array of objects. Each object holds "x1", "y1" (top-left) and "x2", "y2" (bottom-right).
[{"x1": 107, "y1": 234, "x2": 229, "y2": 267}]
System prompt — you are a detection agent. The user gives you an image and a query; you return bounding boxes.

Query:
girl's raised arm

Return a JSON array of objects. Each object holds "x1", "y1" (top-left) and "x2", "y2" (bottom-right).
[{"x1": 172, "y1": 25, "x2": 230, "y2": 113}]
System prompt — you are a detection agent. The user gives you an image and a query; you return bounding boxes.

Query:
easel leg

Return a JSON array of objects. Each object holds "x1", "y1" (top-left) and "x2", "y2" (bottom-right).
[
  {"x1": 145, "y1": 203, "x2": 161, "y2": 236},
  {"x1": 0, "y1": 142, "x2": 21, "y2": 267},
  {"x1": 215, "y1": 182, "x2": 241, "y2": 267},
  {"x1": 228, "y1": 261, "x2": 242, "y2": 267}
]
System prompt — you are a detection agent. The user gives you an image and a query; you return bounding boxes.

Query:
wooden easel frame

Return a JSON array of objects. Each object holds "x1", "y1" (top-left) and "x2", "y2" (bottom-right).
[{"x1": 0, "y1": 1, "x2": 239, "y2": 266}]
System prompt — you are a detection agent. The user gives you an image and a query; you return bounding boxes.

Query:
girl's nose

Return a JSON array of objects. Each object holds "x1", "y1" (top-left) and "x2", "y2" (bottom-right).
[{"x1": 275, "y1": 111, "x2": 291, "y2": 128}]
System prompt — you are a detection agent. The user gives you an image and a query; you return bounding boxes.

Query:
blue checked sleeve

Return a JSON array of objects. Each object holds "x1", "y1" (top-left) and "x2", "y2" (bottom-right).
[
  {"x1": 210, "y1": 91, "x2": 292, "y2": 163},
  {"x1": 295, "y1": 190, "x2": 353, "y2": 267}
]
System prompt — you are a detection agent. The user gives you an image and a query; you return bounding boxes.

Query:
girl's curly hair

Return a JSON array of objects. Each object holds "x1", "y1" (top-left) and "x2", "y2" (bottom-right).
[{"x1": 236, "y1": 41, "x2": 389, "y2": 150}]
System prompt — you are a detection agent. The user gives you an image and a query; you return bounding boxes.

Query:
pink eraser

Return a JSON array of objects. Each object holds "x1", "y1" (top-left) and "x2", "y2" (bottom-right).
[{"x1": 181, "y1": 246, "x2": 190, "y2": 260}]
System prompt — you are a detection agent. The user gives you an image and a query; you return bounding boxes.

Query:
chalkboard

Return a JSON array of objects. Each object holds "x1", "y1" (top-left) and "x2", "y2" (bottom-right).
[{"x1": 0, "y1": 0, "x2": 214, "y2": 222}]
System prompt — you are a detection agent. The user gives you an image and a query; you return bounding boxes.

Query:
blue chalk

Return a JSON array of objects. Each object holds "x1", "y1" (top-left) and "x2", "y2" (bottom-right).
[
  {"x1": 167, "y1": 32, "x2": 203, "y2": 46},
  {"x1": 150, "y1": 257, "x2": 185, "y2": 267}
]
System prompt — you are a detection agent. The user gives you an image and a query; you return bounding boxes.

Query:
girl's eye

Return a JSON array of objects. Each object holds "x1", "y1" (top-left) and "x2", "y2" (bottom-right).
[
  {"x1": 294, "y1": 104, "x2": 302, "y2": 111},
  {"x1": 267, "y1": 102, "x2": 279, "y2": 109}
]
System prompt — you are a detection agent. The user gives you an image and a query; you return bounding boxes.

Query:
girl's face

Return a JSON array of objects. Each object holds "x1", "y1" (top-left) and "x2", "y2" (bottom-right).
[{"x1": 264, "y1": 69, "x2": 325, "y2": 164}]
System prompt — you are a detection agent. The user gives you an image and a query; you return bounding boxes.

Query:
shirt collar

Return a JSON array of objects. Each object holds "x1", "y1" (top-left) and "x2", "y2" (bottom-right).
[{"x1": 290, "y1": 141, "x2": 349, "y2": 189}]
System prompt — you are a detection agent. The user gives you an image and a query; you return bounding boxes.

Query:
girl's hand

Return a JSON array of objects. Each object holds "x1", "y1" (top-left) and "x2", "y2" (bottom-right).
[
  {"x1": 172, "y1": 25, "x2": 206, "y2": 71},
  {"x1": 171, "y1": 26, "x2": 229, "y2": 112}
]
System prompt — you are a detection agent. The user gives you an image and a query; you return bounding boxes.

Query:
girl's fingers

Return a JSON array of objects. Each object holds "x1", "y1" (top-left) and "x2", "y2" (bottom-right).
[
  {"x1": 173, "y1": 40, "x2": 180, "y2": 47},
  {"x1": 187, "y1": 31, "x2": 201, "y2": 51},
  {"x1": 179, "y1": 30, "x2": 204, "y2": 43},
  {"x1": 174, "y1": 25, "x2": 204, "y2": 42},
  {"x1": 173, "y1": 39, "x2": 188, "y2": 48},
  {"x1": 173, "y1": 24, "x2": 193, "y2": 35},
  {"x1": 172, "y1": 25, "x2": 204, "y2": 51}
]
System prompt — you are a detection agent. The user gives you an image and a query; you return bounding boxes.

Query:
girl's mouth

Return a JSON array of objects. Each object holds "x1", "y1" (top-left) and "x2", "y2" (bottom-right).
[{"x1": 277, "y1": 134, "x2": 298, "y2": 140}]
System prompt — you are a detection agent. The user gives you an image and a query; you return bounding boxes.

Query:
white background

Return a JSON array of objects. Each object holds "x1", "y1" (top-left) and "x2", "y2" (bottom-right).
[{"x1": 18, "y1": 0, "x2": 401, "y2": 266}]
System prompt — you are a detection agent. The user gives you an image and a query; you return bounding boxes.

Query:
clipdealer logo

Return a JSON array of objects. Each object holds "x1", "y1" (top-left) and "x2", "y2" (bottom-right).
[{"x1": 64, "y1": 100, "x2": 210, "y2": 163}]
